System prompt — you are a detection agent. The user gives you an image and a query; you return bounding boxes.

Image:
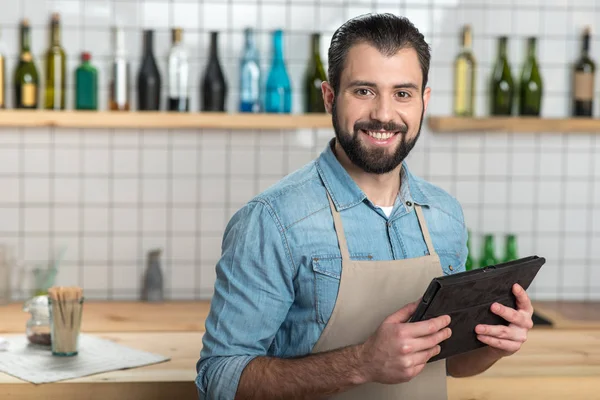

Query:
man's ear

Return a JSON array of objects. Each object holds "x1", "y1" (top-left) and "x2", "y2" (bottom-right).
[
  {"x1": 422, "y1": 86, "x2": 431, "y2": 114},
  {"x1": 322, "y1": 81, "x2": 335, "y2": 114}
]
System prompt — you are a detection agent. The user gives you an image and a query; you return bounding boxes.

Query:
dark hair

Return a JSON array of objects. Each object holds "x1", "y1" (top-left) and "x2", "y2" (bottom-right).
[{"x1": 327, "y1": 13, "x2": 431, "y2": 94}]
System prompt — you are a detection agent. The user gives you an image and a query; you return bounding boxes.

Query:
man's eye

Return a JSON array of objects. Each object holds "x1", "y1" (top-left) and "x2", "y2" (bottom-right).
[
  {"x1": 356, "y1": 89, "x2": 372, "y2": 96},
  {"x1": 397, "y1": 91, "x2": 411, "y2": 98}
]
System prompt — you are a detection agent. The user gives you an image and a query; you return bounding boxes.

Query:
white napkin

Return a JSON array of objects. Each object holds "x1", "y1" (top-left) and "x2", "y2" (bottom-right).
[{"x1": 0, "y1": 337, "x2": 8, "y2": 351}]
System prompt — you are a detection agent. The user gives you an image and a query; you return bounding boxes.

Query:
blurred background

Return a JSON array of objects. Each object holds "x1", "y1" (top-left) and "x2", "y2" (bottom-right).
[{"x1": 0, "y1": 0, "x2": 598, "y2": 304}]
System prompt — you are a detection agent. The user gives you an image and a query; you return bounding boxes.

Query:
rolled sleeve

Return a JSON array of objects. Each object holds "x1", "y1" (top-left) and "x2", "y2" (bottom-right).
[{"x1": 195, "y1": 200, "x2": 295, "y2": 400}]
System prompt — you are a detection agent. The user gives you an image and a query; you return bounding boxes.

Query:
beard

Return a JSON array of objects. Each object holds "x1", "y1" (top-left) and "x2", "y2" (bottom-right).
[{"x1": 331, "y1": 100, "x2": 424, "y2": 175}]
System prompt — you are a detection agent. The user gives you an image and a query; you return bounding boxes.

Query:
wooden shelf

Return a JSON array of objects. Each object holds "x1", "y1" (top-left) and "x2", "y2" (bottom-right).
[
  {"x1": 0, "y1": 110, "x2": 332, "y2": 130},
  {"x1": 428, "y1": 116, "x2": 600, "y2": 133}
]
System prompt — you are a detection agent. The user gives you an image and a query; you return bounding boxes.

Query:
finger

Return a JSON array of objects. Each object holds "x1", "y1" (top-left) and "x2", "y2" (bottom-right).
[
  {"x1": 490, "y1": 302, "x2": 531, "y2": 327},
  {"x1": 385, "y1": 301, "x2": 420, "y2": 324},
  {"x1": 407, "y1": 315, "x2": 452, "y2": 338},
  {"x1": 513, "y1": 284, "x2": 534, "y2": 316},
  {"x1": 475, "y1": 324, "x2": 527, "y2": 342},
  {"x1": 402, "y1": 345, "x2": 442, "y2": 369},
  {"x1": 477, "y1": 334, "x2": 521, "y2": 353},
  {"x1": 408, "y1": 327, "x2": 452, "y2": 353}
]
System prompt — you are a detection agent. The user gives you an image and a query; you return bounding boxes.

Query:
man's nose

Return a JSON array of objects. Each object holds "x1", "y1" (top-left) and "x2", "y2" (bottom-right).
[{"x1": 370, "y1": 96, "x2": 395, "y2": 124}]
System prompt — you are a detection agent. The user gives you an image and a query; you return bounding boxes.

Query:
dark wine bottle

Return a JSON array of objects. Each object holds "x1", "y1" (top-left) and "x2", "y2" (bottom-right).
[
  {"x1": 201, "y1": 32, "x2": 227, "y2": 112},
  {"x1": 519, "y1": 37, "x2": 542, "y2": 116},
  {"x1": 137, "y1": 30, "x2": 161, "y2": 111},
  {"x1": 14, "y1": 19, "x2": 39, "y2": 109},
  {"x1": 0, "y1": 25, "x2": 5, "y2": 109},
  {"x1": 490, "y1": 37, "x2": 514, "y2": 116},
  {"x1": 305, "y1": 33, "x2": 327, "y2": 113},
  {"x1": 573, "y1": 26, "x2": 596, "y2": 117},
  {"x1": 44, "y1": 13, "x2": 66, "y2": 110}
]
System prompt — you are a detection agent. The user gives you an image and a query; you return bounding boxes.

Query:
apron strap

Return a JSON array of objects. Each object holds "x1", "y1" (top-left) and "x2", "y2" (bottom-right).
[
  {"x1": 415, "y1": 205, "x2": 437, "y2": 256},
  {"x1": 326, "y1": 191, "x2": 351, "y2": 262}
]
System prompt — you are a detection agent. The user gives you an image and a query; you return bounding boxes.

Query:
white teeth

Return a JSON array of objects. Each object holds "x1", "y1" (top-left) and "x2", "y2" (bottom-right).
[{"x1": 367, "y1": 131, "x2": 394, "y2": 140}]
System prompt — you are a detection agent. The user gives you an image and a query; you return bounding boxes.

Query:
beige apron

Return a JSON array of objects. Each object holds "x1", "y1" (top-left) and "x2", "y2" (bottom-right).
[{"x1": 311, "y1": 194, "x2": 448, "y2": 399}]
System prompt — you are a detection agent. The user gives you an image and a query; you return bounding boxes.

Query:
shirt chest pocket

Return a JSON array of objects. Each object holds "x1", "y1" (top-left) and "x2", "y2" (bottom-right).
[{"x1": 311, "y1": 253, "x2": 372, "y2": 325}]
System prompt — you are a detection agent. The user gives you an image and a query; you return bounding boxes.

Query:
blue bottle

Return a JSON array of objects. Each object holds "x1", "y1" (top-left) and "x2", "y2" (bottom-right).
[
  {"x1": 239, "y1": 28, "x2": 261, "y2": 113},
  {"x1": 265, "y1": 30, "x2": 292, "y2": 113}
]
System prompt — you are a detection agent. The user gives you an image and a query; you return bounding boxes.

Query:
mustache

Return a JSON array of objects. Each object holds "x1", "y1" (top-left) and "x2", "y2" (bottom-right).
[{"x1": 354, "y1": 120, "x2": 408, "y2": 134}]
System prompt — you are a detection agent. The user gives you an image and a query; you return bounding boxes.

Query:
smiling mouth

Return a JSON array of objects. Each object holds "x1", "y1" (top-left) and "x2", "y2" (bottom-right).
[{"x1": 360, "y1": 130, "x2": 399, "y2": 140}]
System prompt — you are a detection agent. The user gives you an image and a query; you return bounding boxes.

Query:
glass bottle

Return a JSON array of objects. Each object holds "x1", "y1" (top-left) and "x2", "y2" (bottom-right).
[
  {"x1": 490, "y1": 37, "x2": 514, "y2": 116},
  {"x1": 75, "y1": 52, "x2": 98, "y2": 110},
  {"x1": 503, "y1": 234, "x2": 518, "y2": 263},
  {"x1": 239, "y1": 28, "x2": 261, "y2": 113},
  {"x1": 168, "y1": 27, "x2": 189, "y2": 112},
  {"x1": 14, "y1": 19, "x2": 39, "y2": 109},
  {"x1": 23, "y1": 295, "x2": 52, "y2": 346},
  {"x1": 519, "y1": 37, "x2": 542, "y2": 116},
  {"x1": 201, "y1": 32, "x2": 227, "y2": 112},
  {"x1": 137, "y1": 30, "x2": 162, "y2": 111},
  {"x1": 0, "y1": 25, "x2": 5, "y2": 109},
  {"x1": 465, "y1": 230, "x2": 475, "y2": 271},
  {"x1": 109, "y1": 26, "x2": 130, "y2": 111},
  {"x1": 573, "y1": 26, "x2": 595, "y2": 117},
  {"x1": 479, "y1": 234, "x2": 498, "y2": 268},
  {"x1": 305, "y1": 33, "x2": 327, "y2": 113},
  {"x1": 45, "y1": 13, "x2": 66, "y2": 110},
  {"x1": 265, "y1": 30, "x2": 292, "y2": 114},
  {"x1": 453, "y1": 25, "x2": 476, "y2": 117}
]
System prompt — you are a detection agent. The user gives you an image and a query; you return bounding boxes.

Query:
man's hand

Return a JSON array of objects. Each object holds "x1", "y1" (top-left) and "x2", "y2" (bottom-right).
[
  {"x1": 358, "y1": 300, "x2": 452, "y2": 385},
  {"x1": 475, "y1": 283, "x2": 534, "y2": 358}
]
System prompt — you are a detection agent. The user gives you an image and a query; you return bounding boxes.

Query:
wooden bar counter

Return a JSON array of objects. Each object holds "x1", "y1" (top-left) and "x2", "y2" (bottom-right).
[{"x1": 1, "y1": 301, "x2": 599, "y2": 400}]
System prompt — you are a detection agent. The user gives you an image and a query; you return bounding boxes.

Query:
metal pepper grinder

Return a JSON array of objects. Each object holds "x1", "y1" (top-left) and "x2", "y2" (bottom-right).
[{"x1": 141, "y1": 249, "x2": 163, "y2": 302}]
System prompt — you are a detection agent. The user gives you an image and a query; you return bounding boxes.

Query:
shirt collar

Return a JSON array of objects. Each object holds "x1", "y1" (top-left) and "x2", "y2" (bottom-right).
[{"x1": 316, "y1": 139, "x2": 431, "y2": 212}]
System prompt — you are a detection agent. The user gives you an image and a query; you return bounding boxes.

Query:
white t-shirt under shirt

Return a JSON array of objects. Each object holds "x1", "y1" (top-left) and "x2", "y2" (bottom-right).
[{"x1": 377, "y1": 205, "x2": 394, "y2": 218}]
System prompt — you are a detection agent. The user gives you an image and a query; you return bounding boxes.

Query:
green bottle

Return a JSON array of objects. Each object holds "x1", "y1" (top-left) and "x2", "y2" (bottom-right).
[
  {"x1": 503, "y1": 234, "x2": 518, "y2": 262},
  {"x1": 14, "y1": 19, "x2": 39, "y2": 109},
  {"x1": 519, "y1": 37, "x2": 542, "y2": 116},
  {"x1": 75, "y1": 52, "x2": 98, "y2": 110},
  {"x1": 479, "y1": 234, "x2": 498, "y2": 268},
  {"x1": 465, "y1": 230, "x2": 475, "y2": 271},
  {"x1": 491, "y1": 37, "x2": 514, "y2": 116},
  {"x1": 44, "y1": 13, "x2": 67, "y2": 110},
  {"x1": 304, "y1": 33, "x2": 327, "y2": 113}
]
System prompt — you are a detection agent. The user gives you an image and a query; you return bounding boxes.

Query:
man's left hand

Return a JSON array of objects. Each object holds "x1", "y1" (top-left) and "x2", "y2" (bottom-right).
[{"x1": 475, "y1": 283, "x2": 534, "y2": 358}]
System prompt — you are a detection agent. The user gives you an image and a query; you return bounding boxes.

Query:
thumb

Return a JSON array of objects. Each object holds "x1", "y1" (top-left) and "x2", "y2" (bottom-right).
[{"x1": 384, "y1": 298, "x2": 421, "y2": 324}]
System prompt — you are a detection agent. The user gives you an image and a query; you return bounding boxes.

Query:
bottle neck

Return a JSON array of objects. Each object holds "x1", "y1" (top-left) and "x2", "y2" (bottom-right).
[
  {"x1": 484, "y1": 237, "x2": 495, "y2": 253},
  {"x1": 244, "y1": 29, "x2": 255, "y2": 49},
  {"x1": 461, "y1": 27, "x2": 472, "y2": 50},
  {"x1": 51, "y1": 22, "x2": 60, "y2": 47},
  {"x1": 582, "y1": 33, "x2": 590, "y2": 56},
  {"x1": 209, "y1": 33, "x2": 219, "y2": 59},
  {"x1": 498, "y1": 39, "x2": 507, "y2": 59},
  {"x1": 527, "y1": 38, "x2": 537, "y2": 59},
  {"x1": 114, "y1": 28, "x2": 126, "y2": 58},
  {"x1": 273, "y1": 31, "x2": 284, "y2": 62},
  {"x1": 311, "y1": 34, "x2": 321, "y2": 59},
  {"x1": 21, "y1": 25, "x2": 31, "y2": 52},
  {"x1": 143, "y1": 31, "x2": 154, "y2": 56}
]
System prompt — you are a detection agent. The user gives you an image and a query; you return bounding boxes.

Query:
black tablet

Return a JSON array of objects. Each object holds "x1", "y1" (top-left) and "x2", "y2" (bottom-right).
[{"x1": 409, "y1": 255, "x2": 545, "y2": 362}]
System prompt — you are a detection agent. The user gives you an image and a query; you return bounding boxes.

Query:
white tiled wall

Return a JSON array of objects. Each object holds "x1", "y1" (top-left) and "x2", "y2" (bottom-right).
[{"x1": 1, "y1": 0, "x2": 599, "y2": 301}]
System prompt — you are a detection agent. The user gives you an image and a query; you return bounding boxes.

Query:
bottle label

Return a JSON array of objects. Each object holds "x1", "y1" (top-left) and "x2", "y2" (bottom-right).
[
  {"x1": 21, "y1": 52, "x2": 32, "y2": 62},
  {"x1": 22, "y1": 83, "x2": 36, "y2": 107},
  {"x1": 574, "y1": 72, "x2": 594, "y2": 101},
  {"x1": 0, "y1": 57, "x2": 4, "y2": 107},
  {"x1": 454, "y1": 60, "x2": 471, "y2": 113}
]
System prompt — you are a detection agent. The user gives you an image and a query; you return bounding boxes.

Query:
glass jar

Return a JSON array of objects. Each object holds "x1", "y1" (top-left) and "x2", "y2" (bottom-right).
[{"x1": 23, "y1": 295, "x2": 52, "y2": 346}]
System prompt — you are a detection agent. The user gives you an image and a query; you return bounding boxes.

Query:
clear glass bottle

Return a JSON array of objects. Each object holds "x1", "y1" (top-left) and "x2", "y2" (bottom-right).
[
  {"x1": 23, "y1": 295, "x2": 52, "y2": 346},
  {"x1": 239, "y1": 28, "x2": 261, "y2": 113}
]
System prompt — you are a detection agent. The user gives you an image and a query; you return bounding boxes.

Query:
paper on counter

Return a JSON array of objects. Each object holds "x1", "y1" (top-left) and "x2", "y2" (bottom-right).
[
  {"x1": 0, "y1": 334, "x2": 170, "y2": 384},
  {"x1": 0, "y1": 337, "x2": 8, "y2": 351}
]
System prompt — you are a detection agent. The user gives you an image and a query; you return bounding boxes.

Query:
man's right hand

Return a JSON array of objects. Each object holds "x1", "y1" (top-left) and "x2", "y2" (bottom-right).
[{"x1": 357, "y1": 300, "x2": 452, "y2": 385}]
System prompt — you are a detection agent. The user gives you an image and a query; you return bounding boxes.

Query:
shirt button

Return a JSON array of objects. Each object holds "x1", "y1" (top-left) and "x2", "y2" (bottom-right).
[
  {"x1": 405, "y1": 201, "x2": 413, "y2": 207},
  {"x1": 449, "y1": 265, "x2": 454, "y2": 271}
]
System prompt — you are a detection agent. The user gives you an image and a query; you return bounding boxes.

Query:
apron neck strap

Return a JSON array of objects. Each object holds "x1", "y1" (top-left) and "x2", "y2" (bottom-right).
[
  {"x1": 414, "y1": 205, "x2": 437, "y2": 256},
  {"x1": 326, "y1": 191, "x2": 352, "y2": 261}
]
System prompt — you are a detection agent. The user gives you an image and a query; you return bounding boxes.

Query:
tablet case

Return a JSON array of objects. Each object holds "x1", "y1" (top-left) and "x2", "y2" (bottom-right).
[{"x1": 410, "y1": 255, "x2": 545, "y2": 363}]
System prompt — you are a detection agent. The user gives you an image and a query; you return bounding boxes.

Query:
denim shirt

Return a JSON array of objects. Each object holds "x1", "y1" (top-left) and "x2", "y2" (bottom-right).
[{"x1": 196, "y1": 140, "x2": 468, "y2": 399}]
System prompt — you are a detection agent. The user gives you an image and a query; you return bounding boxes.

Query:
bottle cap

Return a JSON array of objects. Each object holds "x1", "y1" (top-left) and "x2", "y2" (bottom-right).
[{"x1": 81, "y1": 52, "x2": 91, "y2": 62}]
